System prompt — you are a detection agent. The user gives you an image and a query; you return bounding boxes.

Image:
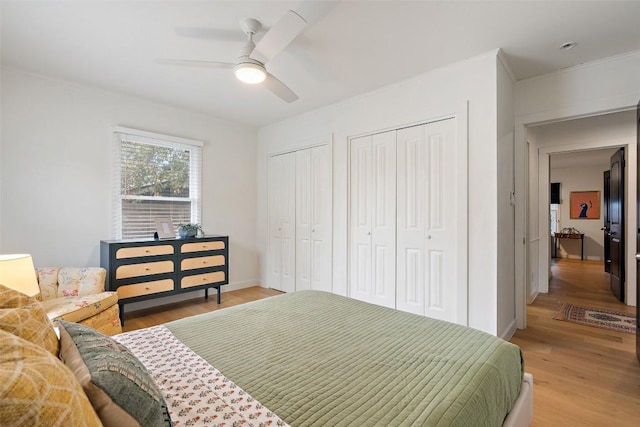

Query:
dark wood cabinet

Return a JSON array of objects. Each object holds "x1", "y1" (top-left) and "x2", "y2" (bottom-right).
[{"x1": 100, "y1": 236, "x2": 229, "y2": 324}]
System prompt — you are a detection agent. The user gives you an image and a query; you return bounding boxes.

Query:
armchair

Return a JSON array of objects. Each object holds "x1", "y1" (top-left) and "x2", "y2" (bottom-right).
[{"x1": 36, "y1": 267, "x2": 122, "y2": 336}]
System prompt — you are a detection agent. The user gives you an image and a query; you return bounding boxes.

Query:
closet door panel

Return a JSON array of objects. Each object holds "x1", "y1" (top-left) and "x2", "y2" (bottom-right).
[
  {"x1": 423, "y1": 119, "x2": 457, "y2": 321},
  {"x1": 280, "y1": 152, "x2": 297, "y2": 293},
  {"x1": 310, "y1": 145, "x2": 332, "y2": 291},
  {"x1": 349, "y1": 136, "x2": 373, "y2": 302},
  {"x1": 296, "y1": 149, "x2": 312, "y2": 291},
  {"x1": 396, "y1": 119, "x2": 457, "y2": 321},
  {"x1": 268, "y1": 155, "x2": 283, "y2": 290},
  {"x1": 396, "y1": 125, "x2": 426, "y2": 315},
  {"x1": 371, "y1": 131, "x2": 396, "y2": 308}
]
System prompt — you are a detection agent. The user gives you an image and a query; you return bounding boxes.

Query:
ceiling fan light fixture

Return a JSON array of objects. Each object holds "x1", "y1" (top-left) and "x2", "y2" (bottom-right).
[{"x1": 234, "y1": 62, "x2": 266, "y2": 84}]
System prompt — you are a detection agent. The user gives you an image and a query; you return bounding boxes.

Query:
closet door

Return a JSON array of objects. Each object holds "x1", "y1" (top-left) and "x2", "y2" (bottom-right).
[
  {"x1": 296, "y1": 149, "x2": 312, "y2": 291},
  {"x1": 396, "y1": 119, "x2": 457, "y2": 322},
  {"x1": 349, "y1": 131, "x2": 396, "y2": 308},
  {"x1": 310, "y1": 145, "x2": 332, "y2": 291},
  {"x1": 268, "y1": 152, "x2": 296, "y2": 292},
  {"x1": 296, "y1": 145, "x2": 332, "y2": 292}
]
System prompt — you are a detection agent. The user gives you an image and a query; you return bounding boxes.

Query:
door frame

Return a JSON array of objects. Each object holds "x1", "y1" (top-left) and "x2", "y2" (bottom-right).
[{"x1": 515, "y1": 106, "x2": 638, "y2": 329}]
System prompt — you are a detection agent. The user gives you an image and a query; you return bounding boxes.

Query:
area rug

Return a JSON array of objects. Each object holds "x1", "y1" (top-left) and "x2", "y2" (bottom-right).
[{"x1": 553, "y1": 304, "x2": 636, "y2": 334}]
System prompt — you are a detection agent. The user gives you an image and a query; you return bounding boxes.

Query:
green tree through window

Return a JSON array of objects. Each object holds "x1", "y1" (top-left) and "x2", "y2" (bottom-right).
[{"x1": 121, "y1": 142, "x2": 190, "y2": 197}]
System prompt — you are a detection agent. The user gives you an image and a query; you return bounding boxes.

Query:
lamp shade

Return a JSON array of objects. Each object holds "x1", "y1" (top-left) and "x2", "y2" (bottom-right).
[{"x1": 0, "y1": 254, "x2": 40, "y2": 297}]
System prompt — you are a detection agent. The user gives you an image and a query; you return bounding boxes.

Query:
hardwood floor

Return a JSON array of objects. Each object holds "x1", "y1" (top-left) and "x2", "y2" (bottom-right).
[
  {"x1": 121, "y1": 286, "x2": 283, "y2": 332},
  {"x1": 510, "y1": 258, "x2": 639, "y2": 427},
  {"x1": 123, "y1": 259, "x2": 639, "y2": 426}
]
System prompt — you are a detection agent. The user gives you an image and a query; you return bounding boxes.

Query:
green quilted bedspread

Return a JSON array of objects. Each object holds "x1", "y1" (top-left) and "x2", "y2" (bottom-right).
[{"x1": 165, "y1": 291, "x2": 523, "y2": 427}]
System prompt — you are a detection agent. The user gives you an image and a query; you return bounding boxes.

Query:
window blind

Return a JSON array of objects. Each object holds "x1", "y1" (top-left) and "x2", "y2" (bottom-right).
[{"x1": 112, "y1": 127, "x2": 202, "y2": 240}]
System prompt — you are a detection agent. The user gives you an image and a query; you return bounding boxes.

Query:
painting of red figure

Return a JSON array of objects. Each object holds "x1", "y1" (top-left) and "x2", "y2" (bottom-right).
[{"x1": 570, "y1": 191, "x2": 600, "y2": 219}]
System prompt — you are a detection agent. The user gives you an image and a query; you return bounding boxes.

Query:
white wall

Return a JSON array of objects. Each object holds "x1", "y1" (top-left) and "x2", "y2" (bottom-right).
[
  {"x1": 515, "y1": 51, "x2": 640, "y2": 316},
  {"x1": 0, "y1": 5, "x2": 3, "y2": 245},
  {"x1": 0, "y1": 67, "x2": 259, "y2": 296},
  {"x1": 496, "y1": 55, "x2": 516, "y2": 339},
  {"x1": 258, "y1": 50, "x2": 504, "y2": 335}
]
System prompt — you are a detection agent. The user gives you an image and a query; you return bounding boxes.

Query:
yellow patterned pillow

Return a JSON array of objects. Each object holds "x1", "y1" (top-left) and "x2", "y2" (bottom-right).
[
  {"x1": 0, "y1": 284, "x2": 59, "y2": 356},
  {"x1": 0, "y1": 329, "x2": 103, "y2": 427},
  {"x1": 0, "y1": 283, "x2": 33, "y2": 308}
]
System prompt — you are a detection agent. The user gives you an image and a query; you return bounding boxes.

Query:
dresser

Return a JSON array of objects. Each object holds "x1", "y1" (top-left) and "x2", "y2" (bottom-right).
[{"x1": 100, "y1": 236, "x2": 229, "y2": 324}]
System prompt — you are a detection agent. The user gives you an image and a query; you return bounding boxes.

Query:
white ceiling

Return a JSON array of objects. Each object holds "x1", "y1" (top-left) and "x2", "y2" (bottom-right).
[{"x1": 3, "y1": 1, "x2": 640, "y2": 127}]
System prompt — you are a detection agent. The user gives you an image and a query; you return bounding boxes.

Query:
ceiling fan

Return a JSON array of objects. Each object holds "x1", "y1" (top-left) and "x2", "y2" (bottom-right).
[{"x1": 158, "y1": 11, "x2": 307, "y2": 103}]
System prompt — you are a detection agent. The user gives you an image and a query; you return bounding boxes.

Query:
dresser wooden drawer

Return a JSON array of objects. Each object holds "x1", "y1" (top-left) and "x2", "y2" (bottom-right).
[
  {"x1": 181, "y1": 271, "x2": 225, "y2": 289},
  {"x1": 116, "y1": 245, "x2": 174, "y2": 259},
  {"x1": 116, "y1": 260, "x2": 174, "y2": 279},
  {"x1": 117, "y1": 279, "x2": 174, "y2": 299},
  {"x1": 181, "y1": 255, "x2": 225, "y2": 271},
  {"x1": 181, "y1": 241, "x2": 225, "y2": 253}
]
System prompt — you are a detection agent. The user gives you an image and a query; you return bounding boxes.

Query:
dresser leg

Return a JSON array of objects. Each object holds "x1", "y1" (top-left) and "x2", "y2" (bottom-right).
[
  {"x1": 205, "y1": 287, "x2": 209, "y2": 300},
  {"x1": 217, "y1": 286, "x2": 221, "y2": 304},
  {"x1": 119, "y1": 303, "x2": 125, "y2": 327}
]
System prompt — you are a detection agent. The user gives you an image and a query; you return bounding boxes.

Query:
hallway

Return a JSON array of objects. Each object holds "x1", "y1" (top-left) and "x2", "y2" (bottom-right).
[{"x1": 510, "y1": 258, "x2": 638, "y2": 426}]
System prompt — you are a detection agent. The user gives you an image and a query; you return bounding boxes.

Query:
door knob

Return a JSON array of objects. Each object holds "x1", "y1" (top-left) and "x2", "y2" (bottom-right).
[{"x1": 367, "y1": 231, "x2": 371, "y2": 236}]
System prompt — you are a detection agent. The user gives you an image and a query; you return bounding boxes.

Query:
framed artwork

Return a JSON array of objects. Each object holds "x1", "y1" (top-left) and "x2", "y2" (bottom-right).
[
  {"x1": 154, "y1": 218, "x2": 175, "y2": 238},
  {"x1": 569, "y1": 191, "x2": 600, "y2": 219}
]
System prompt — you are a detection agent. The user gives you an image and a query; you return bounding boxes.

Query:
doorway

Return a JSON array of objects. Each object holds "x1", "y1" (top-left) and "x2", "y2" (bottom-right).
[
  {"x1": 526, "y1": 110, "x2": 637, "y2": 308},
  {"x1": 549, "y1": 149, "x2": 617, "y2": 259}
]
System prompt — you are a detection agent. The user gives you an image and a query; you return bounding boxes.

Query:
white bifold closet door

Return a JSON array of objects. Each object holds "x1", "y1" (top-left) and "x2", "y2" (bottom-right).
[
  {"x1": 349, "y1": 131, "x2": 396, "y2": 308},
  {"x1": 396, "y1": 119, "x2": 457, "y2": 322},
  {"x1": 295, "y1": 145, "x2": 332, "y2": 292},
  {"x1": 268, "y1": 152, "x2": 297, "y2": 293},
  {"x1": 268, "y1": 145, "x2": 332, "y2": 293}
]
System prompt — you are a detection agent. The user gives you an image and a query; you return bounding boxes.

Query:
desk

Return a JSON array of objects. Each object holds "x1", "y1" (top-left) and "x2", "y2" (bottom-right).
[{"x1": 554, "y1": 233, "x2": 585, "y2": 260}]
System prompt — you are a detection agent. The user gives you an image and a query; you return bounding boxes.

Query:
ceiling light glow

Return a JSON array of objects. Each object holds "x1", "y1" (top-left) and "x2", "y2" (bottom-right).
[{"x1": 234, "y1": 63, "x2": 266, "y2": 84}]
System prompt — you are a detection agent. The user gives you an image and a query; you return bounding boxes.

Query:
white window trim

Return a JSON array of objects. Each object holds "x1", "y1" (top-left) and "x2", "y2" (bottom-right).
[
  {"x1": 111, "y1": 126, "x2": 203, "y2": 240},
  {"x1": 113, "y1": 126, "x2": 203, "y2": 148}
]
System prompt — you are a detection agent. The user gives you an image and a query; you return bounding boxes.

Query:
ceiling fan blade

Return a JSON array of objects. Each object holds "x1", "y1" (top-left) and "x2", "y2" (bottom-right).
[
  {"x1": 252, "y1": 10, "x2": 306, "y2": 63},
  {"x1": 155, "y1": 58, "x2": 234, "y2": 69},
  {"x1": 264, "y1": 72, "x2": 299, "y2": 103}
]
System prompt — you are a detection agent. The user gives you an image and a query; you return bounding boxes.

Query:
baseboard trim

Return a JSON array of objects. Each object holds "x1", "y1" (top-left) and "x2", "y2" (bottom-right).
[{"x1": 500, "y1": 319, "x2": 518, "y2": 341}]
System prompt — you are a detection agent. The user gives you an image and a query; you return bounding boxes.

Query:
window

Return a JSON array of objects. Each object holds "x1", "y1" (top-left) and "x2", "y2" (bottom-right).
[{"x1": 113, "y1": 127, "x2": 202, "y2": 240}]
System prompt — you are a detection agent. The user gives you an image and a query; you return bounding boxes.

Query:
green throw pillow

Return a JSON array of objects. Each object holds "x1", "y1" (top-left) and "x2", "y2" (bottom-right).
[{"x1": 57, "y1": 320, "x2": 171, "y2": 427}]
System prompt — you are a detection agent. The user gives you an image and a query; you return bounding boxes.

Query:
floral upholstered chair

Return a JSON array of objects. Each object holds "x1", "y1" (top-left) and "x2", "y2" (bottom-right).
[{"x1": 36, "y1": 267, "x2": 122, "y2": 336}]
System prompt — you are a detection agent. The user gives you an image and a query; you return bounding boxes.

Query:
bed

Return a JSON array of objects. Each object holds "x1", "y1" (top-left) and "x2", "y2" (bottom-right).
[{"x1": 112, "y1": 290, "x2": 533, "y2": 427}]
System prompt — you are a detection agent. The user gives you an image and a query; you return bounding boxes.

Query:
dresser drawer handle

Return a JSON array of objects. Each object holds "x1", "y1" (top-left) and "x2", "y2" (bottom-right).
[
  {"x1": 145, "y1": 287, "x2": 150, "y2": 290},
  {"x1": 145, "y1": 267, "x2": 150, "y2": 271},
  {"x1": 202, "y1": 277, "x2": 207, "y2": 281},
  {"x1": 145, "y1": 249, "x2": 150, "y2": 253},
  {"x1": 202, "y1": 261, "x2": 207, "y2": 264}
]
